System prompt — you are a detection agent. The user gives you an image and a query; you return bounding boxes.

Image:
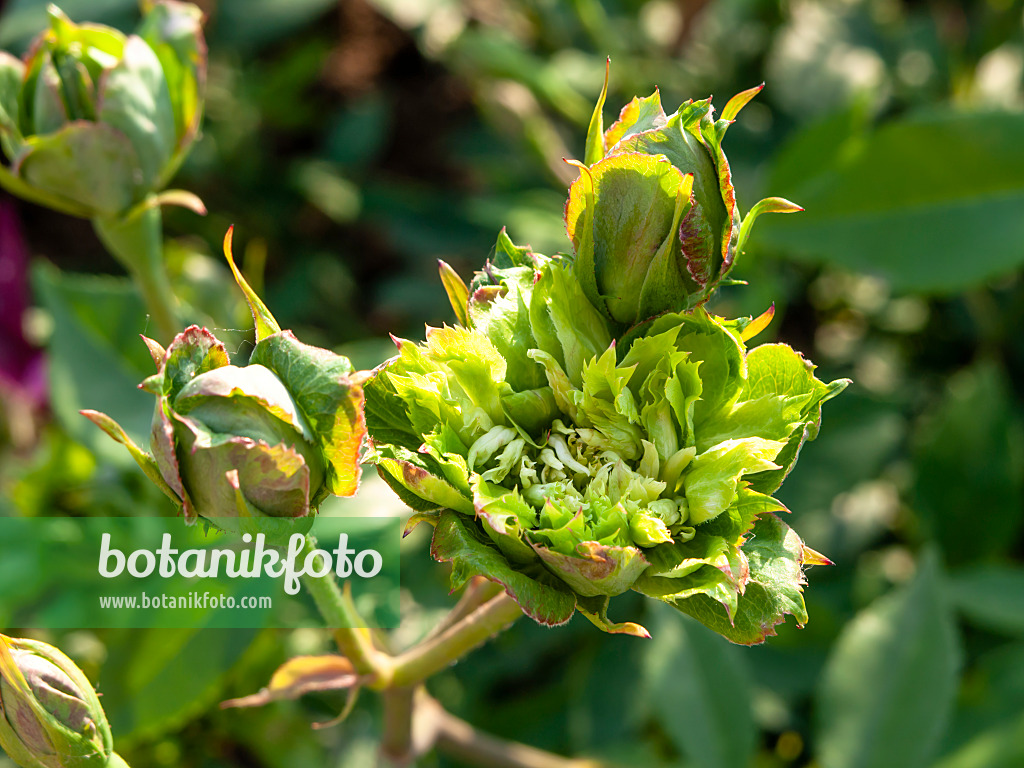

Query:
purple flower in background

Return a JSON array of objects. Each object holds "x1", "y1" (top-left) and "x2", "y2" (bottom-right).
[{"x1": 0, "y1": 200, "x2": 46, "y2": 412}]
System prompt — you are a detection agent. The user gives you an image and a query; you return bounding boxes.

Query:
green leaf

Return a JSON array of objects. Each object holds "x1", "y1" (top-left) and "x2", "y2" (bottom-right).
[
  {"x1": 79, "y1": 408, "x2": 180, "y2": 506},
  {"x1": 641, "y1": 602, "x2": 756, "y2": 768},
  {"x1": 575, "y1": 594, "x2": 649, "y2": 637},
  {"x1": 430, "y1": 510, "x2": 576, "y2": 626},
  {"x1": 933, "y1": 643, "x2": 1024, "y2": 768},
  {"x1": 736, "y1": 196, "x2": 802, "y2": 259},
  {"x1": 31, "y1": 263, "x2": 157, "y2": 464},
  {"x1": 250, "y1": 331, "x2": 365, "y2": 497},
  {"x1": 102, "y1": 626, "x2": 262, "y2": 744},
  {"x1": 670, "y1": 513, "x2": 812, "y2": 644},
  {"x1": 912, "y1": 361, "x2": 1024, "y2": 564},
  {"x1": 947, "y1": 565, "x2": 1024, "y2": 636},
  {"x1": 815, "y1": 552, "x2": 961, "y2": 768},
  {"x1": 720, "y1": 83, "x2": 764, "y2": 123},
  {"x1": 934, "y1": 713, "x2": 1024, "y2": 768},
  {"x1": 756, "y1": 109, "x2": 1024, "y2": 292}
]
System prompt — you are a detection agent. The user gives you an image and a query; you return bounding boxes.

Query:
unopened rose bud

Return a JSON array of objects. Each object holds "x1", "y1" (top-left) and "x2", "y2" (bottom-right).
[
  {"x1": 0, "y1": 635, "x2": 112, "y2": 768},
  {"x1": 0, "y1": 2, "x2": 205, "y2": 218}
]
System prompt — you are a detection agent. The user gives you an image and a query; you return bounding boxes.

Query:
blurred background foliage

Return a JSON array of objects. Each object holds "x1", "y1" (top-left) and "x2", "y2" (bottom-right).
[{"x1": 1, "y1": 0, "x2": 1023, "y2": 766}]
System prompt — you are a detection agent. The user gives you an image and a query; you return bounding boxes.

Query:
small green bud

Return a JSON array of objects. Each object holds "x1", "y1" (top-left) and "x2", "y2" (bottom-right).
[
  {"x1": 568, "y1": 79, "x2": 801, "y2": 325},
  {"x1": 0, "y1": 635, "x2": 112, "y2": 768}
]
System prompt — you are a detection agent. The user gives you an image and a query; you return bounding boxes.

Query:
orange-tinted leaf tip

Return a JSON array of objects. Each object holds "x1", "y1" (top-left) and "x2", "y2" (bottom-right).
[
  {"x1": 741, "y1": 303, "x2": 776, "y2": 341},
  {"x1": 802, "y1": 545, "x2": 833, "y2": 567}
]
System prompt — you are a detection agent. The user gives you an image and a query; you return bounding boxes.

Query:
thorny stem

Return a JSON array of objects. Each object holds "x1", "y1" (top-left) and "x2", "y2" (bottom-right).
[{"x1": 389, "y1": 591, "x2": 524, "y2": 687}]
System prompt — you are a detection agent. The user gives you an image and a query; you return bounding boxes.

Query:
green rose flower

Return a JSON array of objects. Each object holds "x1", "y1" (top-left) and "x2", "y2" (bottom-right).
[{"x1": 366, "y1": 232, "x2": 846, "y2": 642}]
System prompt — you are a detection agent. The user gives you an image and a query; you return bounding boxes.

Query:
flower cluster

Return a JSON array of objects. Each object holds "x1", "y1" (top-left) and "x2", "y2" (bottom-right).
[{"x1": 366, "y1": 84, "x2": 847, "y2": 642}]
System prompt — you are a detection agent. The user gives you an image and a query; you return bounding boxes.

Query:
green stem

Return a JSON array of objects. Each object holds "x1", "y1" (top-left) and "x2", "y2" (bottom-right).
[
  {"x1": 92, "y1": 200, "x2": 179, "y2": 342},
  {"x1": 298, "y1": 534, "x2": 391, "y2": 684},
  {"x1": 106, "y1": 752, "x2": 132, "y2": 768},
  {"x1": 421, "y1": 576, "x2": 504, "y2": 643},
  {"x1": 389, "y1": 592, "x2": 523, "y2": 687}
]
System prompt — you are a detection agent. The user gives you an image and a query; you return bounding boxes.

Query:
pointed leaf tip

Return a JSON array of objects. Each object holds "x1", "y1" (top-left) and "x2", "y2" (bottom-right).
[
  {"x1": 802, "y1": 545, "x2": 833, "y2": 567},
  {"x1": 154, "y1": 190, "x2": 207, "y2": 216},
  {"x1": 80, "y1": 409, "x2": 181, "y2": 505},
  {"x1": 140, "y1": 335, "x2": 166, "y2": 369},
  {"x1": 722, "y1": 83, "x2": 765, "y2": 122},
  {"x1": 438, "y1": 260, "x2": 471, "y2": 327},
  {"x1": 583, "y1": 58, "x2": 610, "y2": 166},
  {"x1": 736, "y1": 197, "x2": 805, "y2": 258},
  {"x1": 741, "y1": 304, "x2": 775, "y2": 341},
  {"x1": 223, "y1": 227, "x2": 281, "y2": 342}
]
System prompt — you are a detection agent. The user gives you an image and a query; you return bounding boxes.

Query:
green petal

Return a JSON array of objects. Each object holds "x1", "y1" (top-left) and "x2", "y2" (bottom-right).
[
  {"x1": 684, "y1": 437, "x2": 786, "y2": 525},
  {"x1": 159, "y1": 325, "x2": 230, "y2": 400},
  {"x1": 473, "y1": 477, "x2": 538, "y2": 565},
  {"x1": 135, "y1": 0, "x2": 205, "y2": 157},
  {"x1": 251, "y1": 331, "x2": 365, "y2": 497},
  {"x1": 529, "y1": 258, "x2": 611, "y2": 384},
  {"x1": 15, "y1": 122, "x2": 142, "y2": 216},
  {"x1": 174, "y1": 414, "x2": 313, "y2": 520},
  {"x1": 603, "y1": 90, "x2": 667, "y2": 150},
  {"x1": 96, "y1": 35, "x2": 176, "y2": 189},
  {"x1": 468, "y1": 234, "x2": 547, "y2": 391},
  {"x1": 370, "y1": 442, "x2": 473, "y2": 515},
  {"x1": 532, "y1": 540, "x2": 648, "y2": 597},
  {"x1": 174, "y1": 363, "x2": 312, "y2": 440}
]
